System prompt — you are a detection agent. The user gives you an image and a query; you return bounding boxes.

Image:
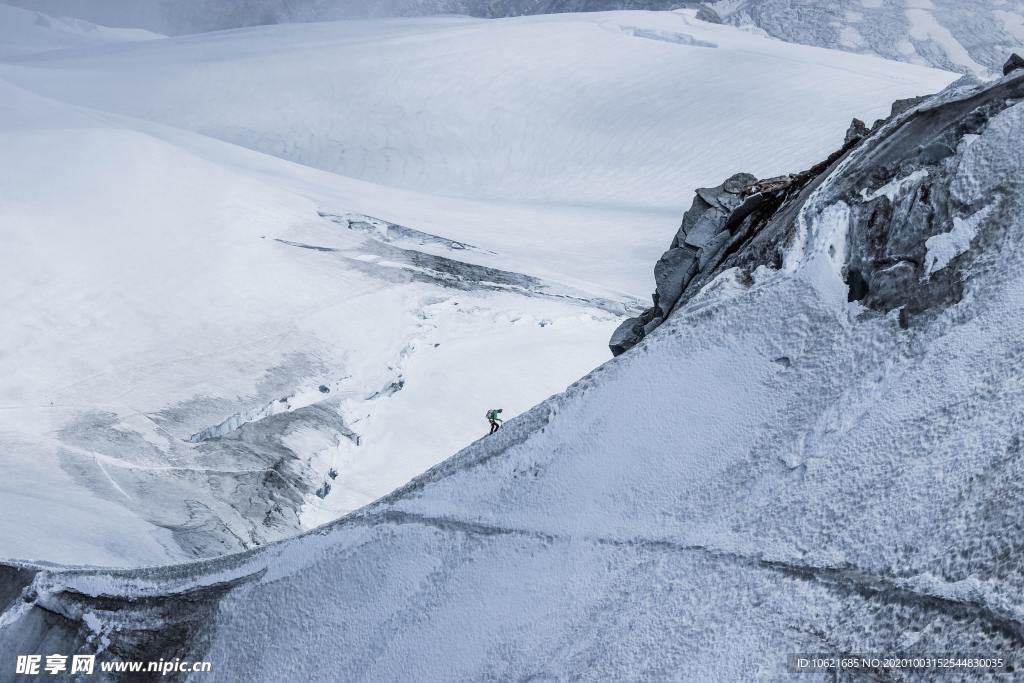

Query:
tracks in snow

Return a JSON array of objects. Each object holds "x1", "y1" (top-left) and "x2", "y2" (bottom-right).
[
  {"x1": 5, "y1": 504, "x2": 1022, "y2": 665},
  {"x1": 360, "y1": 509, "x2": 1024, "y2": 646}
]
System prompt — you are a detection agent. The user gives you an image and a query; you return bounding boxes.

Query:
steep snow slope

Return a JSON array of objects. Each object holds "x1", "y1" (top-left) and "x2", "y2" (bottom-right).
[
  {"x1": 0, "y1": 3, "x2": 159, "y2": 58},
  {"x1": 3, "y1": 70, "x2": 1023, "y2": 680},
  {"x1": 0, "y1": 11, "x2": 954, "y2": 567},
  {"x1": 0, "y1": 10, "x2": 956, "y2": 294},
  {"x1": 707, "y1": 0, "x2": 1024, "y2": 77},
  {"x1": 0, "y1": 80, "x2": 620, "y2": 566}
]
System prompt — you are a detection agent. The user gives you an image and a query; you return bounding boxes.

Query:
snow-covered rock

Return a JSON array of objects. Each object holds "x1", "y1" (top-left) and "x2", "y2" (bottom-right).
[
  {"x1": 615, "y1": 65, "x2": 1024, "y2": 353},
  {"x1": 1006, "y1": 52, "x2": 1024, "y2": 76},
  {"x1": 706, "y1": 0, "x2": 1024, "y2": 77},
  {"x1": 3, "y1": 59, "x2": 1024, "y2": 683}
]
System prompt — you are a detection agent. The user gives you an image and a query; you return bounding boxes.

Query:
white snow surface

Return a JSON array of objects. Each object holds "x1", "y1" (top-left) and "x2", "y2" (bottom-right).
[
  {"x1": 0, "y1": 11, "x2": 956, "y2": 566},
  {"x1": 0, "y1": 79, "x2": 617, "y2": 566},
  {"x1": 0, "y1": 3, "x2": 160, "y2": 58},
  {"x1": 924, "y1": 204, "x2": 993, "y2": 275},
  {"x1": 0, "y1": 10, "x2": 956, "y2": 295},
  {"x1": 860, "y1": 168, "x2": 930, "y2": 202},
  {"x1": 14, "y1": 94, "x2": 1024, "y2": 679}
]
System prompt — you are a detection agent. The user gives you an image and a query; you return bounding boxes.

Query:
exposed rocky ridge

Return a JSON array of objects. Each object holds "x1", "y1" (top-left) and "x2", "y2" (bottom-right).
[
  {"x1": 611, "y1": 124, "x2": 867, "y2": 355},
  {"x1": 612, "y1": 65, "x2": 1024, "y2": 355}
]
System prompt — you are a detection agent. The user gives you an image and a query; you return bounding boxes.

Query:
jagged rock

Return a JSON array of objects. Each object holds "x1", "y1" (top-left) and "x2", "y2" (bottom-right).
[
  {"x1": 918, "y1": 141, "x2": 956, "y2": 164},
  {"x1": 844, "y1": 117, "x2": 868, "y2": 145},
  {"x1": 694, "y1": 187, "x2": 732, "y2": 211},
  {"x1": 1004, "y1": 53, "x2": 1024, "y2": 76},
  {"x1": 612, "y1": 74, "x2": 1024, "y2": 356},
  {"x1": 609, "y1": 168, "x2": 792, "y2": 356},
  {"x1": 683, "y1": 209, "x2": 727, "y2": 249},
  {"x1": 609, "y1": 306, "x2": 661, "y2": 356},
  {"x1": 890, "y1": 95, "x2": 929, "y2": 118},
  {"x1": 698, "y1": 230, "x2": 731, "y2": 268},
  {"x1": 641, "y1": 315, "x2": 664, "y2": 336},
  {"x1": 672, "y1": 196, "x2": 713, "y2": 248},
  {"x1": 610, "y1": 171, "x2": 764, "y2": 355},
  {"x1": 608, "y1": 317, "x2": 643, "y2": 357},
  {"x1": 722, "y1": 172, "x2": 757, "y2": 194},
  {"x1": 653, "y1": 246, "x2": 699, "y2": 317},
  {"x1": 694, "y1": 3, "x2": 722, "y2": 24},
  {"x1": 725, "y1": 192, "x2": 770, "y2": 231},
  {"x1": 747, "y1": 175, "x2": 792, "y2": 194},
  {"x1": 862, "y1": 260, "x2": 918, "y2": 309}
]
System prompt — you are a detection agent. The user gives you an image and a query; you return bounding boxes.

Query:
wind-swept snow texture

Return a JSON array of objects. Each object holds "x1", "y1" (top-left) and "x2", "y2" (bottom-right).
[
  {"x1": 0, "y1": 11, "x2": 953, "y2": 567},
  {"x1": 3, "y1": 69, "x2": 1024, "y2": 682},
  {"x1": 6, "y1": 0, "x2": 1023, "y2": 75},
  {"x1": 3, "y1": 0, "x2": 693, "y2": 33},
  {"x1": 0, "y1": 10, "x2": 955, "y2": 296},
  {"x1": 0, "y1": 3, "x2": 160, "y2": 57},
  {"x1": 0, "y1": 78, "x2": 621, "y2": 567}
]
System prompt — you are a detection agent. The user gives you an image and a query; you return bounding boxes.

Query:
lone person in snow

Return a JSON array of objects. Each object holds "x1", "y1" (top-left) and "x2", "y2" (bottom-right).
[{"x1": 486, "y1": 408, "x2": 503, "y2": 434}]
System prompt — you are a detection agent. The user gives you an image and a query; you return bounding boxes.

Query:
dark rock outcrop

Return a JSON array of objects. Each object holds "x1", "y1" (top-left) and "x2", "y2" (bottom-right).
[
  {"x1": 612, "y1": 69, "x2": 1024, "y2": 356},
  {"x1": 889, "y1": 94, "x2": 930, "y2": 118},
  {"x1": 611, "y1": 171, "x2": 756, "y2": 355},
  {"x1": 694, "y1": 3, "x2": 722, "y2": 24},
  {"x1": 611, "y1": 135, "x2": 862, "y2": 355},
  {"x1": 1005, "y1": 52, "x2": 1024, "y2": 76},
  {"x1": 843, "y1": 117, "x2": 869, "y2": 145},
  {"x1": 703, "y1": 0, "x2": 1023, "y2": 76}
]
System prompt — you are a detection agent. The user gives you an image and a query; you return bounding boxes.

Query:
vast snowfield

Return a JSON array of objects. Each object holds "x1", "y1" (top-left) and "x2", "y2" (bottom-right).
[
  {"x1": 0, "y1": 78, "x2": 622, "y2": 566},
  {"x1": 0, "y1": 3, "x2": 159, "y2": 58},
  {"x1": 4, "y1": 69, "x2": 1023, "y2": 680},
  {"x1": 6, "y1": 0, "x2": 1023, "y2": 74},
  {"x1": 1, "y1": 10, "x2": 958, "y2": 294},
  {"x1": 0, "y1": 7, "x2": 956, "y2": 567}
]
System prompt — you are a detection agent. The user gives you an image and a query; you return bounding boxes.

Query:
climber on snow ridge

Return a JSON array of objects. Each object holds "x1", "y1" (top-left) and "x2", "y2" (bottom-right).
[{"x1": 486, "y1": 408, "x2": 503, "y2": 434}]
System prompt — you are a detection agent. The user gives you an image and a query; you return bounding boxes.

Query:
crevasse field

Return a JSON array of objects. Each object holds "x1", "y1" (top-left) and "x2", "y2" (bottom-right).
[{"x1": 0, "y1": 4, "x2": 956, "y2": 566}]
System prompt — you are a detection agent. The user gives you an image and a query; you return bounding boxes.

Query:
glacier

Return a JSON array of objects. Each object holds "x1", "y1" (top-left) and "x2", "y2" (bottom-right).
[
  {"x1": 5, "y1": 0, "x2": 1023, "y2": 75},
  {"x1": 0, "y1": 9, "x2": 954, "y2": 567},
  {"x1": 2, "y1": 40, "x2": 1024, "y2": 683},
  {"x1": 705, "y1": 0, "x2": 1024, "y2": 77}
]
